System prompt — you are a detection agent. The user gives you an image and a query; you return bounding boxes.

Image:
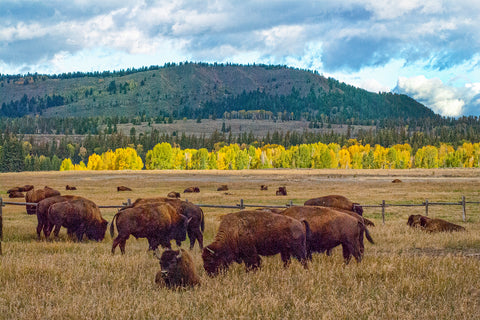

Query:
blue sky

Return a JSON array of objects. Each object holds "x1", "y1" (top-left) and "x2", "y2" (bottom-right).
[{"x1": 1, "y1": 0, "x2": 480, "y2": 117}]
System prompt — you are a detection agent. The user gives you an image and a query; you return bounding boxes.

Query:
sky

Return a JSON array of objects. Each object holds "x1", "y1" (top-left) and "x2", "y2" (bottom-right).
[{"x1": 1, "y1": 0, "x2": 480, "y2": 117}]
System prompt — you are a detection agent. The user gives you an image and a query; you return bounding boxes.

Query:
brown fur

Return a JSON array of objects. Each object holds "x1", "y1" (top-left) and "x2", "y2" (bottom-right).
[
  {"x1": 217, "y1": 185, "x2": 228, "y2": 191},
  {"x1": 65, "y1": 185, "x2": 77, "y2": 190},
  {"x1": 110, "y1": 203, "x2": 190, "y2": 254},
  {"x1": 46, "y1": 199, "x2": 108, "y2": 241},
  {"x1": 184, "y1": 186, "x2": 200, "y2": 193},
  {"x1": 304, "y1": 194, "x2": 364, "y2": 216},
  {"x1": 25, "y1": 186, "x2": 61, "y2": 215},
  {"x1": 260, "y1": 185, "x2": 268, "y2": 191},
  {"x1": 276, "y1": 186, "x2": 287, "y2": 196},
  {"x1": 8, "y1": 191, "x2": 24, "y2": 198},
  {"x1": 202, "y1": 210, "x2": 309, "y2": 276},
  {"x1": 407, "y1": 214, "x2": 466, "y2": 233},
  {"x1": 167, "y1": 191, "x2": 181, "y2": 198},
  {"x1": 155, "y1": 249, "x2": 200, "y2": 288},
  {"x1": 130, "y1": 197, "x2": 205, "y2": 249},
  {"x1": 35, "y1": 195, "x2": 82, "y2": 240},
  {"x1": 283, "y1": 206, "x2": 373, "y2": 263},
  {"x1": 392, "y1": 179, "x2": 402, "y2": 183},
  {"x1": 8, "y1": 185, "x2": 33, "y2": 193},
  {"x1": 117, "y1": 186, "x2": 132, "y2": 191}
]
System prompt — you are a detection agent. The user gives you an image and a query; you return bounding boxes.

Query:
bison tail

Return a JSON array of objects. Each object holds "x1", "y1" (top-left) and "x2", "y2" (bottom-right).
[
  {"x1": 301, "y1": 219, "x2": 311, "y2": 242},
  {"x1": 110, "y1": 212, "x2": 119, "y2": 238},
  {"x1": 200, "y1": 208, "x2": 205, "y2": 232},
  {"x1": 363, "y1": 224, "x2": 374, "y2": 244}
]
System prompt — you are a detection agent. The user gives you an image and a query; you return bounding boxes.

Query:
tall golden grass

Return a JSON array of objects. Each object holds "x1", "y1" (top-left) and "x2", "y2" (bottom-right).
[{"x1": 1, "y1": 169, "x2": 480, "y2": 319}]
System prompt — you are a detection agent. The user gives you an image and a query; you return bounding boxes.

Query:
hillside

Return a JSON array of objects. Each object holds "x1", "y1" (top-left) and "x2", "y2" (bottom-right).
[{"x1": 0, "y1": 63, "x2": 436, "y2": 122}]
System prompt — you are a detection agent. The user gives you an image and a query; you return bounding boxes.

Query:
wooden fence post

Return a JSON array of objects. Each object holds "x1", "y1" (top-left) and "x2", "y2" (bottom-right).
[
  {"x1": 0, "y1": 197, "x2": 3, "y2": 256},
  {"x1": 462, "y1": 196, "x2": 466, "y2": 222},
  {"x1": 240, "y1": 199, "x2": 244, "y2": 209},
  {"x1": 425, "y1": 199, "x2": 429, "y2": 216},
  {"x1": 381, "y1": 200, "x2": 385, "y2": 225}
]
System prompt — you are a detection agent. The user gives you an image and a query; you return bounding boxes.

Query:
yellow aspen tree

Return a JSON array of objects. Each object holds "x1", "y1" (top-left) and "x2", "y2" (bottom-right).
[
  {"x1": 60, "y1": 158, "x2": 74, "y2": 171},
  {"x1": 338, "y1": 148, "x2": 351, "y2": 169},
  {"x1": 87, "y1": 153, "x2": 104, "y2": 170},
  {"x1": 102, "y1": 150, "x2": 116, "y2": 170}
]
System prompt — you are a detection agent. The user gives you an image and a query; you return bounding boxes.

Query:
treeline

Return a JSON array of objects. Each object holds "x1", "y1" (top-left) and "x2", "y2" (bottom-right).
[{"x1": 58, "y1": 141, "x2": 480, "y2": 171}]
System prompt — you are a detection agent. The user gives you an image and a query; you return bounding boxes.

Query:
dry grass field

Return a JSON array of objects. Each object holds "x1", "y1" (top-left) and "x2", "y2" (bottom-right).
[{"x1": 1, "y1": 168, "x2": 480, "y2": 319}]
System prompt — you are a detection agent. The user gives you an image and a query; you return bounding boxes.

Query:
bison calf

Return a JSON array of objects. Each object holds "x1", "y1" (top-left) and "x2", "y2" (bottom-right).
[
  {"x1": 155, "y1": 249, "x2": 200, "y2": 288},
  {"x1": 407, "y1": 215, "x2": 466, "y2": 233}
]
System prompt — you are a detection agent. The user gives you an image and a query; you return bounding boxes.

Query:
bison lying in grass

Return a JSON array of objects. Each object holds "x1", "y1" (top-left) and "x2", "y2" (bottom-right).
[
  {"x1": 155, "y1": 249, "x2": 200, "y2": 288},
  {"x1": 202, "y1": 210, "x2": 309, "y2": 276},
  {"x1": 407, "y1": 214, "x2": 466, "y2": 233}
]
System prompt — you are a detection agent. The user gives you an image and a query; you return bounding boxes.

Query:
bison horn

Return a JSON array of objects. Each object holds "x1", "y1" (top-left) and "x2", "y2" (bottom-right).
[
  {"x1": 206, "y1": 247, "x2": 215, "y2": 255},
  {"x1": 176, "y1": 249, "x2": 182, "y2": 260}
]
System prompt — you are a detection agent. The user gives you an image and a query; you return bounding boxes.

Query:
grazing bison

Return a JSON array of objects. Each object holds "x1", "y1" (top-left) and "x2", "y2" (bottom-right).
[
  {"x1": 407, "y1": 215, "x2": 466, "y2": 233},
  {"x1": 217, "y1": 185, "x2": 228, "y2": 191},
  {"x1": 283, "y1": 206, "x2": 374, "y2": 263},
  {"x1": 129, "y1": 197, "x2": 205, "y2": 249},
  {"x1": 184, "y1": 186, "x2": 200, "y2": 193},
  {"x1": 202, "y1": 210, "x2": 309, "y2": 276},
  {"x1": 25, "y1": 186, "x2": 61, "y2": 215},
  {"x1": 65, "y1": 185, "x2": 77, "y2": 190},
  {"x1": 167, "y1": 191, "x2": 180, "y2": 198},
  {"x1": 260, "y1": 185, "x2": 268, "y2": 191},
  {"x1": 276, "y1": 186, "x2": 287, "y2": 196},
  {"x1": 117, "y1": 186, "x2": 132, "y2": 191},
  {"x1": 35, "y1": 195, "x2": 83, "y2": 239},
  {"x1": 45, "y1": 199, "x2": 108, "y2": 241},
  {"x1": 155, "y1": 249, "x2": 200, "y2": 288},
  {"x1": 304, "y1": 195, "x2": 363, "y2": 216},
  {"x1": 8, "y1": 191, "x2": 24, "y2": 198},
  {"x1": 110, "y1": 203, "x2": 191, "y2": 255}
]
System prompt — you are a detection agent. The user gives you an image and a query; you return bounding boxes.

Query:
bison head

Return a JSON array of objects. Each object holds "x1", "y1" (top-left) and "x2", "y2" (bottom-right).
[
  {"x1": 202, "y1": 245, "x2": 230, "y2": 277},
  {"x1": 171, "y1": 214, "x2": 192, "y2": 246},
  {"x1": 86, "y1": 219, "x2": 108, "y2": 241},
  {"x1": 352, "y1": 203, "x2": 363, "y2": 216},
  {"x1": 158, "y1": 249, "x2": 183, "y2": 279}
]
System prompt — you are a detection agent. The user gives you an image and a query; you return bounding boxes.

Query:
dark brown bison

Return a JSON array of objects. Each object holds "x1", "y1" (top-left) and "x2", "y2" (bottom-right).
[
  {"x1": 167, "y1": 191, "x2": 180, "y2": 198},
  {"x1": 110, "y1": 202, "x2": 191, "y2": 255},
  {"x1": 117, "y1": 186, "x2": 132, "y2": 191},
  {"x1": 276, "y1": 186, "x2": 287, "y2": 196},
  {"x1": 8, "y1": 191, "x2": 24, "y2": 198},
  {"x1": 129, "y1": 197, "x2": 205, "y2": 249},
  {"x1": 407, "y1": 215, "x2": 466, "y2": 233},
  {"x1": 35, "y1": 195, "x2": 83, "y2": 239},
  {"x1": 65, "y1": 185, "x2": 77, "y2": 190},
  {"x1": 217, "y1": 185, "x2": 228, "y2": 191},
  {"x1": 45, "y1": 199, "x2": 108, "y2": 241},
  {"x1": 8, "y1": 185, "x2": 33, "y2": 193},
  {"x1": 392, "y1": 179, "x2": 402, "y2": 183},
  {"x1": 202, "y1": 210, "x2": 309, "y2": 276},
  {"x1": 155, "y1": 249, "x2": 200, "y2": 288},
  {"x1": 304, "y1": 195, "x2": 363, "y2": 216},
  {"x1": 260, "y1": 185, "x2": 268, "y2": 191},
  {"x1": 25, "y1": 186, "x2": 61, "y2": 215},
  {"x1": 283, "y1": 206, "x2": 374, "y2": 263},
  {"x1": 184, "y1": 186, "x2": 200, "y2": 193}
]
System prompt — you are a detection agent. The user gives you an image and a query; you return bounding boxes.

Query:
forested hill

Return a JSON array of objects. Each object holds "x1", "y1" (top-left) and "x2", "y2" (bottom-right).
[{"x1": 0, "y1": 63, "x2": 436, "y2": 122}]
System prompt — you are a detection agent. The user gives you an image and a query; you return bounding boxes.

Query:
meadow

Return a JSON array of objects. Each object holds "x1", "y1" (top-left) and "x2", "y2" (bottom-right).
[{"x1": 1, "y1": 168, "x2": 480, "y2": 319}]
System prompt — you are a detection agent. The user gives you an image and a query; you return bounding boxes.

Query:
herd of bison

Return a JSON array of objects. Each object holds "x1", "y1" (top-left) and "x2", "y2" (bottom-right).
[{"x1": 5, "y1": 183, "x2": 467, "y2": 289}]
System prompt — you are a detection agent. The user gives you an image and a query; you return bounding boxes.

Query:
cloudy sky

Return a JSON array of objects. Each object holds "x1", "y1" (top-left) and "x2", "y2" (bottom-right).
[{"x1": 1, "y1": 0, "x2": 480, "y2": 117}]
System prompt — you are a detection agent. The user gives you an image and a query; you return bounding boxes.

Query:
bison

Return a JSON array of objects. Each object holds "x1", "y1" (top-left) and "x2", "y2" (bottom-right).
[
  {"x1": 35, "y1": 195, "x2": 83, "y2": 239},
  {"x1": 155, "y1": 249, "x2": 200, "y2": 288},
  {"x1": 25, "y1": 186, "x2": 61, "y2": 215},
  {"x1": 304, "y1": 194, "x2": 364, "y2": 216},
  {"x1": 65, "y1": 185, "x2": 77, "y2": 190},
  {"x1": 129, "y1": 197, "x2": 205, "y2": 249},
  {"x1": 202, "y1": 210, "x2": 310, "y2": 276},
  {"x1": 183, "y1": 186, "x2": 200, "y2": 193},
  {"x1": 117, "y1": 186, "x2": 132, "y2": 191},
  {"x1": 392, "y1": 179, "x2": 402, "y2": 183},
  {"x1": 167, "y1": 191, "x2": 181, "y2": 198},
  {"x1": 276, "y1": 186, "x2": 287, "y2": 196},
  {"x1": 407, "y1": 215, "x2": 466, "y2": 233},
  {"x1": 260, "y1": 185, "x2": 268, "y2": 191},
  {"x1": 8, "y1": 185, "x2": 33, "y2": 193},
  {"x1": 283, "y1": 206, "x2": 374, "y2": 263},
  {"x1": 8, "y1": 191, "x2": 24, "y2": 198},
  {"x1": 217, "y1": 185, "x2": 228, "y2": 191},
  {"x1": 110, "y1": 202, "x2": 191, "y2": 255},
  {"x1": 45, "y1": 199, "x2": 108, "y2": 242}
]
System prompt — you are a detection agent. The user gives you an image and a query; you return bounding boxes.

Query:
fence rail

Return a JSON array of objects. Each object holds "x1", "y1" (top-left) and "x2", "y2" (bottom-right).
[{"x1": 0, "y1": 196, "x2": 476, "y2": 255}]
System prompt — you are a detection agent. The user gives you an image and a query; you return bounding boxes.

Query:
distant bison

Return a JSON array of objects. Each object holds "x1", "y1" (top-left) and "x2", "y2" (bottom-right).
[
  {"x1": 155, "y1": 249, "x2": 200, "y2": 288},
  {"x1": 392, "y1": 179, "x2": 402, "y2": 183},
  {"x1": 260, "y1": 185, "x2": 268, "y2": 191},
  {"x1": 184, "y1": 187, "x2": 200, "y2": 193},
  {"x1": 25, "y1": 186, "x2": 61, "y2": 215},
  {"x1": 110, "y1": 202, "x2": 191, "y2": 255},
  {"x1": 35, "y1": 195, "x2": 83, "y2": 239},
  {"x1": 167, "y1": 191, "x2": 181, "y2": 198},
  {"x1": 65, "y1": 185, "x2": 77, "y2": 190},
  {"x1": 202, "y1": 210, "x2": 309, "y2": 276},
  {"x1": 45, "y1": 198, "x2": 108, "y2": 242},
  {"x1": 217, "y1": 185, "x2": 228, "y2": 191},
  {"x1": 8, "y1": 191, "x2": 24, "y2": 198},
  {"x1": 407, "y1": 214, "x2": 466, "y2": 233},
  {"x1": 8, "y1": 185, "x2": 34, "y2": 193},
  {"x1": 117, "y1": 186, "x2": 132, "y2": 191},
  {"x1": 276, "y1": 186, "x2": 287, "y2": 196},
  {"x1": 304, "y1": 195, "x2": 363, "y2": 216},
  {"x1": 283, "y1": 206, "x2": 373, "y2": 263},
  {"x1": 129, "y1": 197, "x2": 205, "y2": 249}
]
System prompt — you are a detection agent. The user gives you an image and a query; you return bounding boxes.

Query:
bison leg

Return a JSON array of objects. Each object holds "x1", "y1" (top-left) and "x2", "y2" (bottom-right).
[
  {"x1": 342, "y1": 245, "x2": 352, "y2": 264},
  {"x1": 280, "y1": 251, "x2": 292, "y2": 268},
  {"x1": 242, "y1": 253, "x2": 261, "y2": 272},
  {"x1": 189, "y1": 228, "x2": 203, "y2": 250},
  {"x1": 112, "y1": 236, "x2": 128, "y2": 255},
  {"x1": 53, "y1": 224, "x2": 62, "y2": 239}
]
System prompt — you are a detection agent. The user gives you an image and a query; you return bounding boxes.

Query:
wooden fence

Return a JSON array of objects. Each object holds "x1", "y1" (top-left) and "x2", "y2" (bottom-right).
[{"x1": 0, "y1": 196, "x2": 477, "y2": 255}]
